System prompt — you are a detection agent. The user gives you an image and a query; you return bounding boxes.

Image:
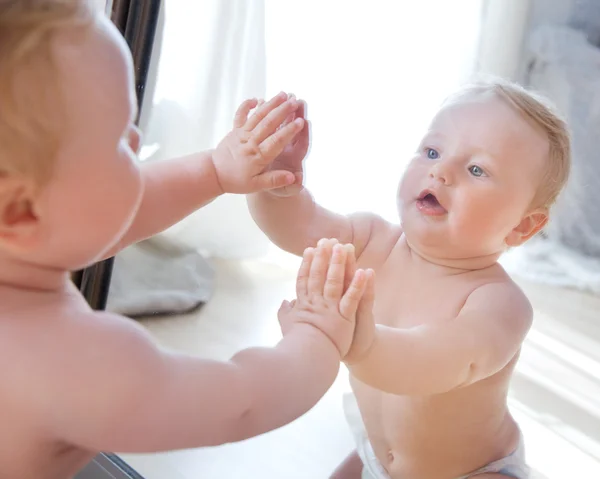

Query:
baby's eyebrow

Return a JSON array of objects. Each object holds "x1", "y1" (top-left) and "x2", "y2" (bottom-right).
[
  {"x1": 469, "y1": 149, "x2": 499, "y2": 173},
  {"x1": 421, "y1": 131, "x2": 445, "y2": 143}
]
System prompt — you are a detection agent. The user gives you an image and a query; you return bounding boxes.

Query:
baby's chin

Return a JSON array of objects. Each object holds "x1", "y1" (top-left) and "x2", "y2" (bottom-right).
[{"x1": 403, "y1": 226, "x2": 501, "y2": 263}]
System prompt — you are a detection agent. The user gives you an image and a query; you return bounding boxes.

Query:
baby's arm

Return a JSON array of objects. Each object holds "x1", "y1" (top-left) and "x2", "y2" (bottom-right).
[
  {"x1": 35, "y1": 241, "x2": 369, "y2": 452},
  {"x1": 247, "y1": 99, "x2": 391, "y2": 260},
  {"x1": 247, "y1": 187, "x2": 382, "y2": 259},
  {"x1": 347, "y1": 281, "x2": 533, "y2": 395},
  {"x1": 101, "y1": 93, "x2": 305, "y2": 260}
]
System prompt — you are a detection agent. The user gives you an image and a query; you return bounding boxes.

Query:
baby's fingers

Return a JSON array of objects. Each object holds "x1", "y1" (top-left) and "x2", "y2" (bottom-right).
[
  {"x1": 280, "y1": 94, "x2": 297, "y2": 127},
  {"x1": 296, "y1": 247, "x2": 314, "y2": 299},
  {"x1": 357, "y1": 269, "x2": 375, "y2": 317},
  {"x1": 258, "y1": 117, "x2": 304, "y2": 161},
  {"x1": 323, "y1": 244, "x2": 347, "y2": 301},
  {"x1": 277, "y1": 299, "x2": 296, "y2": 335},
  {"x1": 343, "y1": 244, "x2": 357, "y2": 291},
  {"x1": 339, "y1": 269, "x2": 368, "y2": 320},
  {"x1": 233, "y1": 98, "x2": 259, "y2": 128},
  {"x1": 252, "y1": 169, "x2": 296, "y2": 192},
  {"x1": 245, "y1": 92, "x2": 287, "y2": 131},
  {"x1": 307, "y1": 239, "x2": 337, "y2": 296}
]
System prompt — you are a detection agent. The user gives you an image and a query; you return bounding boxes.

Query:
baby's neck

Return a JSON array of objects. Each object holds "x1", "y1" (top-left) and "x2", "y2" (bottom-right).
[
  {"x1": 0, "y1": 253, "x2": 70, "y2": 292},
  {"x1": 405, "y1": 240, "x2": 501, "y2": 273}
]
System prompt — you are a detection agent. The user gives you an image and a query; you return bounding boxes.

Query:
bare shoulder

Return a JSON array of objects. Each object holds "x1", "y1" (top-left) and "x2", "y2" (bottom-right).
[
  {"x1": 0, "y1": 296, "x2": 163, "y2": 432},
  {"x1": 462, "y1": 273, "x2": 533, "y2": 346},
  {"x1": 348, "y1": 212, "x2": 402, "y2": 268},
  {"x1": 0, "y1": 293, "x2": 155, "y2": 366},
  {"x1": 33, "y1": 307, "x2": 162, "y2": 394},
  {"x1": 469, "y1": 271, "x2": 532, "y2": 319}
]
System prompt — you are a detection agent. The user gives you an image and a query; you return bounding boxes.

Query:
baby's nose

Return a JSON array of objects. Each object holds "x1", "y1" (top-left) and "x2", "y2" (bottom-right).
[{"x1": 429, "y1": 163, "x2": 451, "y2": 185}]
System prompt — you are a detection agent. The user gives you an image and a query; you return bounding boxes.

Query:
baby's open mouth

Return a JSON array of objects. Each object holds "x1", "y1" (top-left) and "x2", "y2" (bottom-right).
[{"x1": 416, "y1": 190, "x2": 447, "y2": 215}]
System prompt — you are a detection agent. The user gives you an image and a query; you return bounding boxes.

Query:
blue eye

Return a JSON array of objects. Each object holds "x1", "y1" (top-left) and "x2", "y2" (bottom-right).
[
  {"x1": 469, "y1": 165, "x2": 485, "y2": 177},
  {"x1": 425, "y1": 148, "x2": 439, "y2": 160}
]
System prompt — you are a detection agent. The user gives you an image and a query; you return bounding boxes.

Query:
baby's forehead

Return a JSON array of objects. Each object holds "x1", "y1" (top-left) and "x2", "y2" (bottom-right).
[
  {"x1": 426, "y1": 95, "x2": 549, "y2": 159},
  {"x1": 429, "y1": 94, "x2": 517, "y2": 130}
]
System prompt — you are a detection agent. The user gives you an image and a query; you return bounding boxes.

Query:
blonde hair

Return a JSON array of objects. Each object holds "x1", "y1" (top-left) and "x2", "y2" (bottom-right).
[
  {"x1": 0, "y1": 0, "x2": 96, "y2": 186},
  {"x1": 444, "y1": 77, "x2": 572, "y2": 211}
]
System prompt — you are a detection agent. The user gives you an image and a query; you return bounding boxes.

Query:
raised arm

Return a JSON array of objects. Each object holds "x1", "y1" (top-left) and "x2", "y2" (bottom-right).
[
  {"x1": 347, "y1": 281, "x2": 533, "y2": 396},
  {"x1": 248, "y1": 188, "x2": 382, "y2": 258},
  {"x1": 247, "y1": 99, "x2": 385, "y2": 257},
  {"x1": 101, "y1": 93, "x2": 307, "y2": 260},
  {"x1": 37, "y1": 241, "x2": 369, "y2": 452}
]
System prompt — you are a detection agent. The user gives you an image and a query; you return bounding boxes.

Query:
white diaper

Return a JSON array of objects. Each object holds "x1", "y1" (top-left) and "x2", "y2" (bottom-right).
[
  {"x1": 343, "y1": 392, "x2": 391, "y2": 479},
  {"x1": 342, "y1": 392, "x2": 530, "y2": 479}
]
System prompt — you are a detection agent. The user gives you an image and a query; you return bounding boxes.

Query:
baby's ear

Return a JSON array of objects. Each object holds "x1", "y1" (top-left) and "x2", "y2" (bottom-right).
[
  {"x1": 505, "y1": 208, "x2": 548, "y2": 247},
  {"x1": 0, "y1": 175, "x2": 41, "y2": 251}
]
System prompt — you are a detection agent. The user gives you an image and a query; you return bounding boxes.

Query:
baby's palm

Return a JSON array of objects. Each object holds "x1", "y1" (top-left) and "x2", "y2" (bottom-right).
[{"x1": 266, "y1": 100, "x2": 310, "y2": 197}]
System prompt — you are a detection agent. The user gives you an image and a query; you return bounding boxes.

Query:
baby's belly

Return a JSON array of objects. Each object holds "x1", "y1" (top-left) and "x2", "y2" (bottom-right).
[{"x1": 351, "y1": 377, "x2": 518, "y2": 478}]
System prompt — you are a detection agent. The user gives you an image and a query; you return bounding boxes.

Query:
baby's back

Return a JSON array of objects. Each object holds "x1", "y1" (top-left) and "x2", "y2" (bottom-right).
[
  {"x1": 0, "y1": 285, "x2": 95, "y2": 479},
  {"x1": 352, "y1": 235, "x2": 525, "y2": 478}
]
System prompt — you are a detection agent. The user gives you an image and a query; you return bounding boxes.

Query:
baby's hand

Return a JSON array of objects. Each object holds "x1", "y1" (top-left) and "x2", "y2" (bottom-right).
[
  {"x1": 344, "y1": 268, "x2": 376, "y2": 364},
  {"x1": 211, "y1": 92, "x2": 304, "y2": 194},
  {"x1": 263, "y1": 95, "x2": 309, "y2": 197},
  {"x1": 278, "y1": 239, "x2": 368, "y2": 358}
]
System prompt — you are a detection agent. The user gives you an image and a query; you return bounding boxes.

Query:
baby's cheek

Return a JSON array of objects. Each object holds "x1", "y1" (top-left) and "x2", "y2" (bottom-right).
[
  {"x1": 460, "y1": 194, "x2": 499, "y2": 229},
  {"x1": 396, "y1": 170, "x2": 414, "y2": 196}
]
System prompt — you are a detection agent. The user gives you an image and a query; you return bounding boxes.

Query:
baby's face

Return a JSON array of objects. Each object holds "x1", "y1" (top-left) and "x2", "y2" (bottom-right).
[
  {"x1": 397, "y1": 93, "x2": 549, "y2": 261},
  {"x1": 33, "y1": 16, "x2": 143, "y2": 270}
]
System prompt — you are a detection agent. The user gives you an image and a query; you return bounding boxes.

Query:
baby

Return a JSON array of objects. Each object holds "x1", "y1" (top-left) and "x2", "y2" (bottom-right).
[
  {"x1": 248, "y1": 78, "x2": 571, "y2": 478},
  {"x1": 0, "y1": 2, "x2": 373, "y2": 478}
]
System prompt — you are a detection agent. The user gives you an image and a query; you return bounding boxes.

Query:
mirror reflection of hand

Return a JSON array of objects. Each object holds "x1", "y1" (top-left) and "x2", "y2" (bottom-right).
[
  {"x1": 211, "y1": 92, "x2": 304, "y2": 194},
  {"x1": 266, "y1": 95, "x2": 310, "y2": 197}
]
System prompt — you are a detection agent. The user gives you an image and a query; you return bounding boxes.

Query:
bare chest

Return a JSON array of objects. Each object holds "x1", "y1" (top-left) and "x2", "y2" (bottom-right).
[{"x1": 372, "y1": 258, "x2": 484, "y2": 329}]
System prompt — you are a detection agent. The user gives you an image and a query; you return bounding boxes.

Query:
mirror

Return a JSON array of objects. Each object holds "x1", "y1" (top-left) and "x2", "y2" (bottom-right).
[{"x1": 87, "y1": 0, "x2": 600, "y2": 478}]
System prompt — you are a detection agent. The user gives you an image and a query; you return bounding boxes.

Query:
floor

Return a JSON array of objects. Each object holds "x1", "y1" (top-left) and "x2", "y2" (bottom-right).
[{"x1": 118, "y1": 253, "x2": 600, "y2": 479}]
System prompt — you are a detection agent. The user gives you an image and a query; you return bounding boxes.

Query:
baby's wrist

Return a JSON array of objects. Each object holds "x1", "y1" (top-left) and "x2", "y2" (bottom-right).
[
  {"x1": 343, "y1": 326, "x2": 378, "y2": 366},
  {"x1": 205, "y1": 149, "x2": 226, "y2": 196},
  {"x1": 290, "y1": 322, "x2": 343, "y2": 359}
]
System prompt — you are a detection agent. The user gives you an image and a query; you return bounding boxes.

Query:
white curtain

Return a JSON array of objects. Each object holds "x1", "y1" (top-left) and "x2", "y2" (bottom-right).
[
  {"x1": 108, "y1": 0, "x2": 271, "y2": 315},
  {"x1": 142, "y1": 0, "x2": 272, "y2": 259},
  {"x1": 475, "y1": 0, "x2": 532, "y2": 81}
]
